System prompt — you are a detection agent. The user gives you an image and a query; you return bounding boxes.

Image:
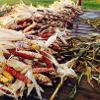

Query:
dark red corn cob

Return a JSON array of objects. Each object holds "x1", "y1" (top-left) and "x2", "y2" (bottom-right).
[
  {"x1": 40, "y1": 51, "x2": 54, "y2": 68},
  {"x1": 9, "y1": 49, "x2": 34, "y2": 59},
  {"x1": 5, "y1": 66, "x2": 31, "y2": 84},
  {"x1": 42, "y1": 56, "x2": 54, "y2": 68}
]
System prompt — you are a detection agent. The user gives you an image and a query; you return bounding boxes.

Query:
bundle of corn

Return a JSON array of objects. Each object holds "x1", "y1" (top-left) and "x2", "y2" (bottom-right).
[{"x1": 0, "y1": 0, "x2": 93, "y2": 100}]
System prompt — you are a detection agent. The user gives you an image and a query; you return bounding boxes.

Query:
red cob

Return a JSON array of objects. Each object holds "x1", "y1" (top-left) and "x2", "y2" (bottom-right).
[
  {"x1": 32, "y1": 51, "x2": 55, "y2": 73},
  {"x1": 9, "y1": 49, "x2": 34, "y2": 59},
  {"x1": 5, "y1": 66, "x2": 31, "y2": 84},
  {"x1": 40, "y1": 51, "x2": 54, "y2": 68},
  {"x1": 42, "y1": 56, "x2": 54, "y2": 68}
]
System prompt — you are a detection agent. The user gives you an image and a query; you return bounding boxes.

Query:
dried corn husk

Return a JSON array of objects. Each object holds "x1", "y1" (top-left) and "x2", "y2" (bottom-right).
[{"x1": 0, "y1": 28, "x2": 25, "y2": 41}]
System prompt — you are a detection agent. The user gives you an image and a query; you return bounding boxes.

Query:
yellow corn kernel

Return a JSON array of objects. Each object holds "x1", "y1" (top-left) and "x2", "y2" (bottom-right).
[
  {"x1": 2, "y1": 71, "x2": 14, "y2": 82},
  {"x1": 32, "y1": 44, "x2": 40, "y2": 50},
  {"x1": 0, "y1": 74, "x2": 9, "y2": 83}
]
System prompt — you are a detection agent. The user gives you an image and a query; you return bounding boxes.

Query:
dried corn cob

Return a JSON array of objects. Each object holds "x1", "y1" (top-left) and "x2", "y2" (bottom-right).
[
  {"x1": 5, "y1": 66, "x2": 31, "y2": 84},
  {"x1": 32, "y1": 67, "x2": 54, "y2": 74},
  {"x1": 34, "y1": 74, "x2": 52, "y2": 86},
  {"x1": 2, "y1": 71, "x2": 14, "y2": 82},
  {"x1": 9, "y1": 50, "x2": 34, "y2": 59},
  {"x1": 0, "y1": 74, "x2": 8, "y2": 83},
  {"x1": 32, "y1": 44, "x2": 41, "y2": 51}
]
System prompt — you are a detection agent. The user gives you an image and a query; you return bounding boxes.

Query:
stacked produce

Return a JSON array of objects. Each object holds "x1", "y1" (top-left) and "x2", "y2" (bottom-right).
[
  {"x1": 0, "y1": 0, "x2": 99, "y2": 100},
  {"x1": 0, "y1": 0, "x2": 82, "y2": 44},
  {"x1": 0, "y1": 28, "x2": 77, "y2": 99}
]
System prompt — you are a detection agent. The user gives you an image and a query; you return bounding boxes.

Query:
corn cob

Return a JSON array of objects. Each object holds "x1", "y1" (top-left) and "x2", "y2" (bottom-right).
[
  {"x1": 5, "y1": 66, "x2": 31, "y2": 84},
  {"x1": 0, "y1": 74, "x2": 9, "y2": 83},
  {"x1": 9, "y1": 49, "x2": 34, "y2": 59},
  {"x1": 34, "y1": 74, "x2": 52, "y2": 86},
  {"x1": 2, "y1": 71, "x2": 14, "y2": 82},
  {"x1": 32, "y1": 44, "x2": 40, "y2": 51},
  {"x1": 32, "y1": 67, "x2": 54, "y2": 74}
]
